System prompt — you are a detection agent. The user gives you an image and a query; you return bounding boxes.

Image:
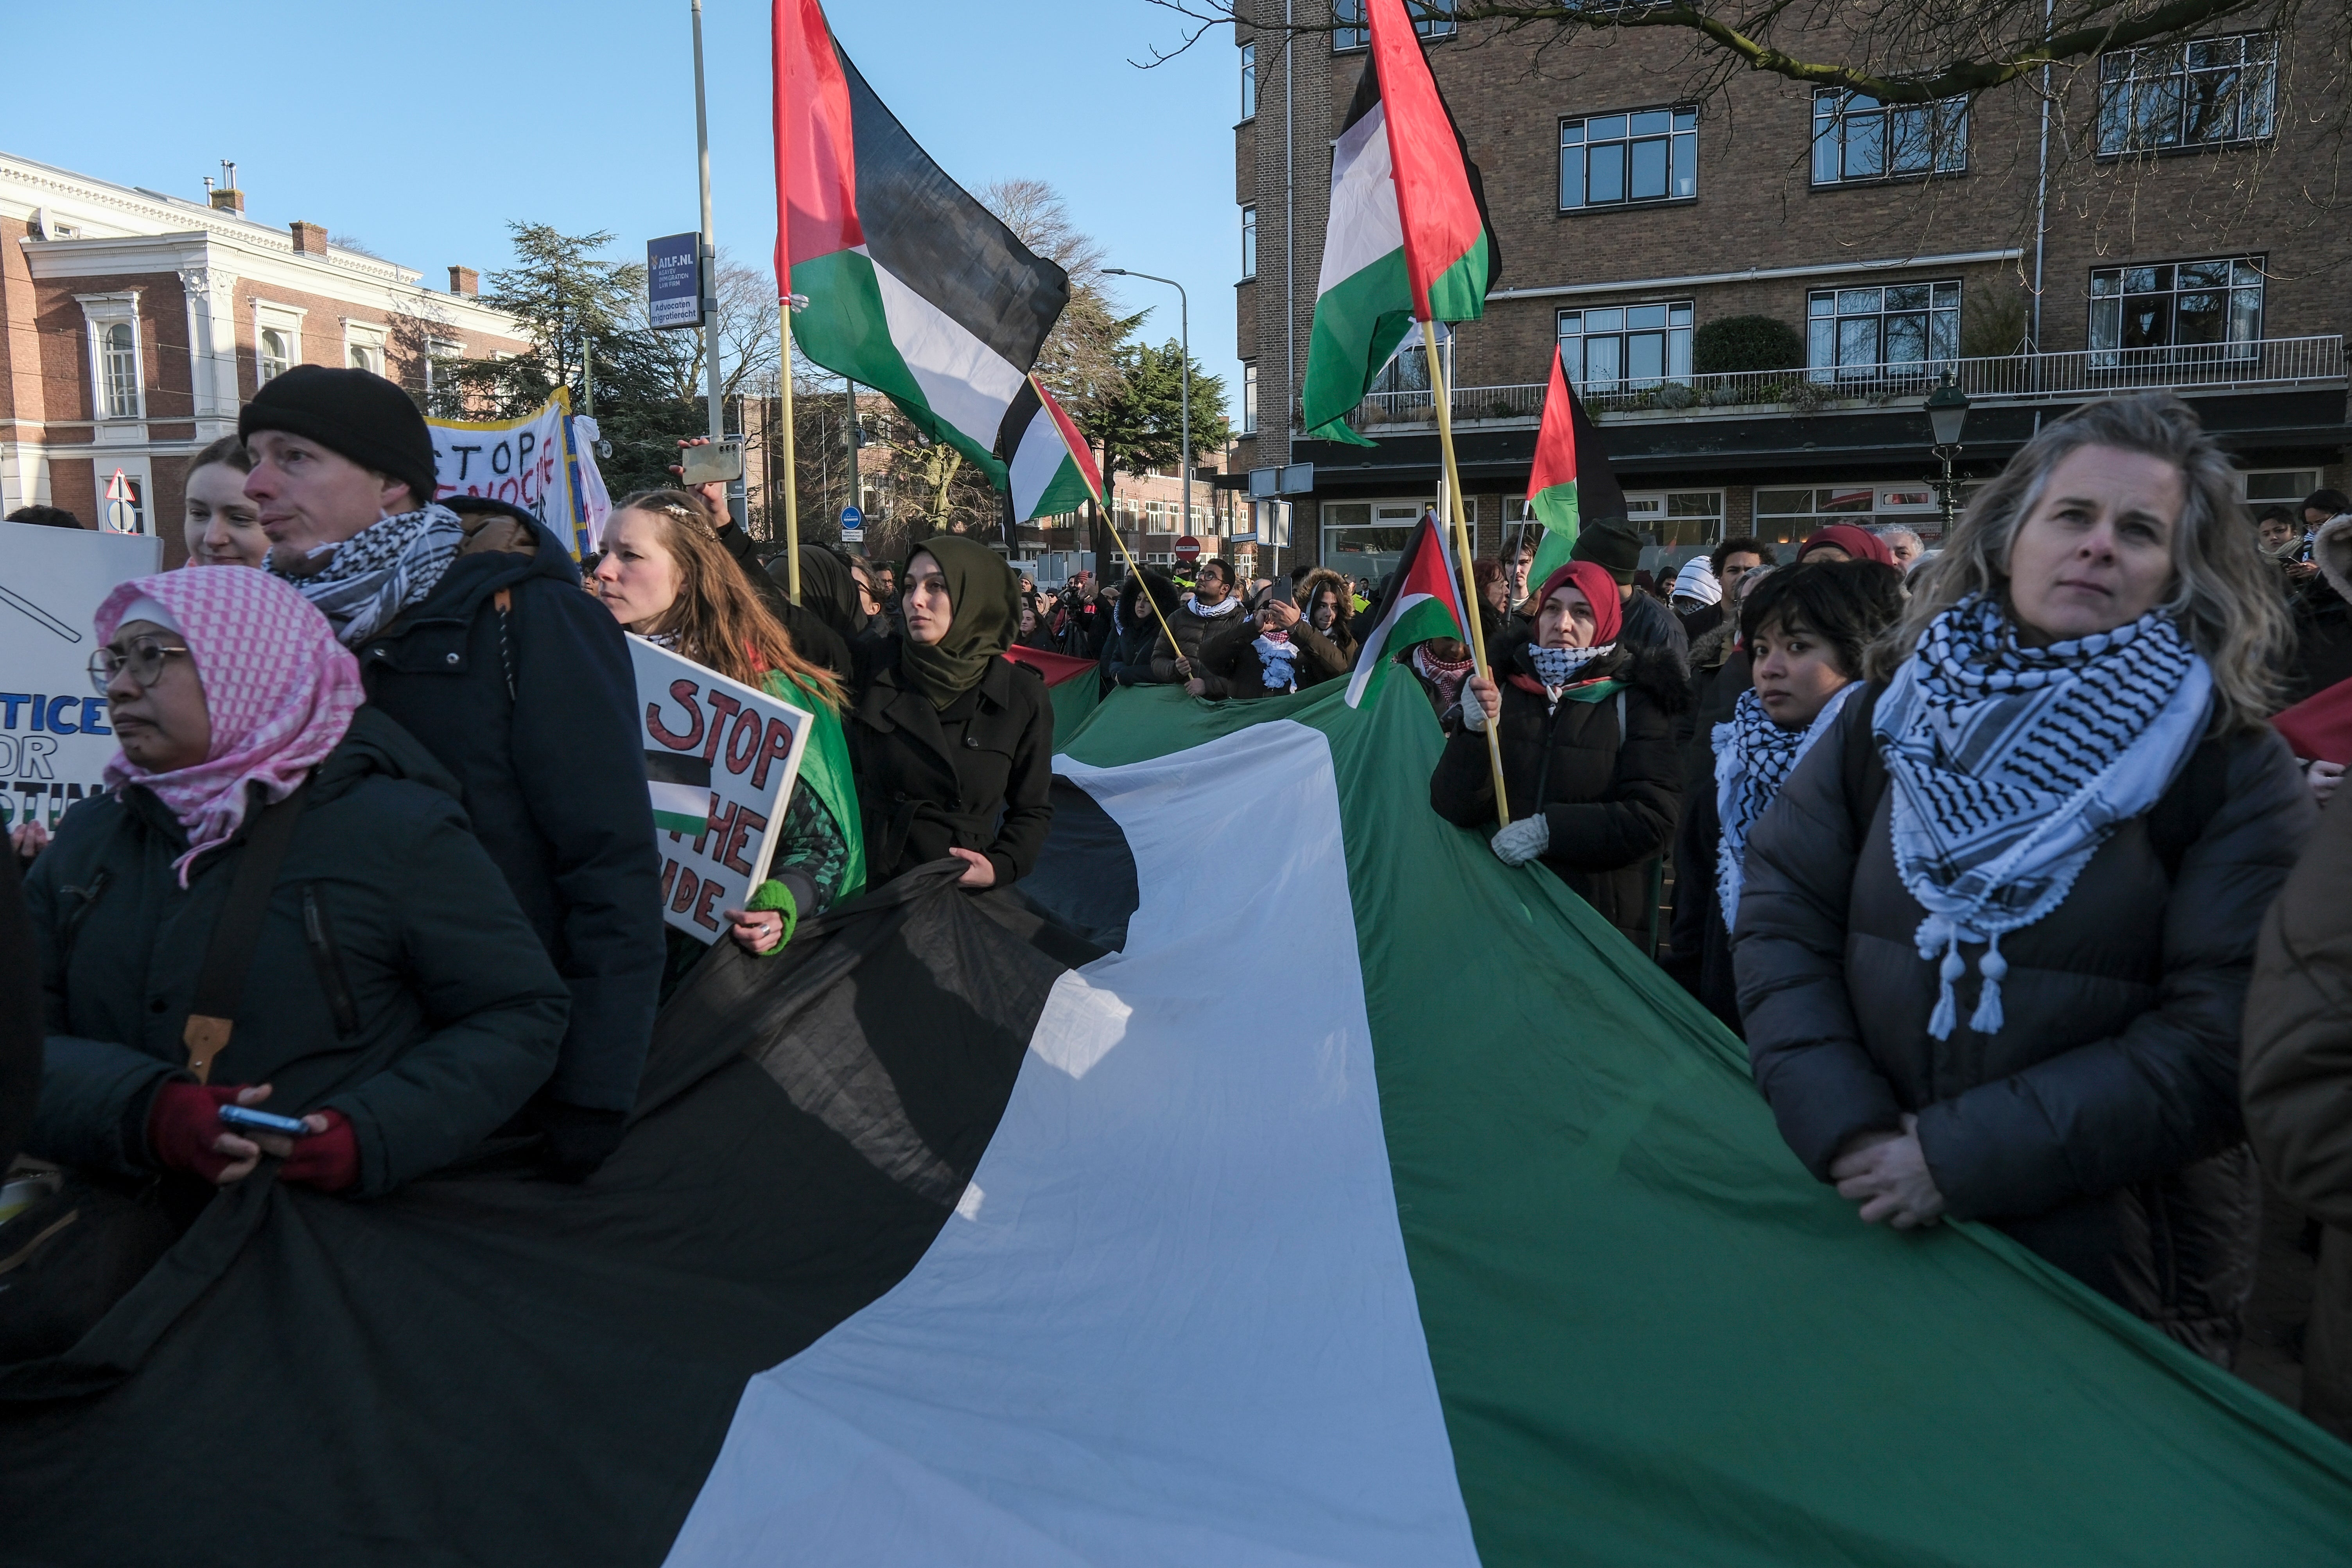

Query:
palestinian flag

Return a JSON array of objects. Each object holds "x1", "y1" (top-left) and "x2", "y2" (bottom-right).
[
  {"x1": 14, "y1": 689, "x2": 2352, "y2": 1563},
  {"x1": 1004, "y1": 642, "x2": 1103, "y2": 737},
  {"x1": 644, "y1": 749, "x2": 713, "y2": 836},
  {"x1": 1301, "y1": 14, "x2": 1498, "y2": 446},
  {"x1": 774, "y1": 0, "x2": 1067, "y2": 489},
  {"x1": 1002, "y1": 375, "x2": 1102, "y2": 523},
  {"x1": 1524, "y1": 344, "x2": 1629, "y2": 581},
  {"x1": 1346, "y1": 510, "x2": 1466, "y2": 707}
]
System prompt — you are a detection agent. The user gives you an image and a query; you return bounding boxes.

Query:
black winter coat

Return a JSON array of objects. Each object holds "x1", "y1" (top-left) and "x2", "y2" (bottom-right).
[
  {"x1": 1152, "y1": 600, "x2": 1251, "y2": 695},
  {"x1": 1429, "y1": 642, "x2": 1685, "y2": 944},
  {"x1": 1101, "y1": 574, "x2": 1179, "y2": 692},
  {"x1": 721, "y1": 521, "x2": 853, "y2": 687},
  {"x1": 847, "y1": 641, "x2": 1055, "y2": 887},
  {"x1": 1667, "y1": 773, "x2": 1740, "y2": 1033},
  {"x1": 1196, "y1": 616, "x2": 1350, "y2": 699},
  {"x1": 25, "y1": 709, "x2": 571, "y2": 1196},
  {"x1": 351, "y1": 514, "x2": 662, "y2": 1115},
  {"x1": 1735, "y1": 688, "x2": 2312, "y2": 1359}
]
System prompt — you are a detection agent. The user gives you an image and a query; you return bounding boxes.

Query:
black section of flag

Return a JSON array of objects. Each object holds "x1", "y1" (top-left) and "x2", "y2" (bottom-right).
[
  {"x1": 0, "y1": 867, "x2": 1089, "y2": 1567},
  {"x1": 644, "y1": 748, "x2": 712, "y2": 788},
  {"x1": 995, "y1": 374, "x2": 1044, "y2": 468},
  {"x1": 1564, "y1": 372, "x2": 1631, "y2": 527},
  {"x1": 838, "y1": 45, "x2": 1068, "y2": 374}
]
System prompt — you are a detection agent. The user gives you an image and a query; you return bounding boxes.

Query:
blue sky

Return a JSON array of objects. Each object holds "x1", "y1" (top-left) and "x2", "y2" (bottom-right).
[{"x1": 10, "y1": 0, "x2": 1244, "y2": 413}]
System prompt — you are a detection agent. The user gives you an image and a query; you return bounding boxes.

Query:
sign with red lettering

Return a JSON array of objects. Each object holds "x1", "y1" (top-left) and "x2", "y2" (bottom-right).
[{"x1": 628, "y1": 636, "x2": 814, "y2": 943}]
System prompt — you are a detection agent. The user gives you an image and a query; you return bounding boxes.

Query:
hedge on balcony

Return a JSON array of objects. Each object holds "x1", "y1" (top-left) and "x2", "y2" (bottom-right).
[{"x1": 1694, "y1": 315, "x2": 1803, "y2": 377}]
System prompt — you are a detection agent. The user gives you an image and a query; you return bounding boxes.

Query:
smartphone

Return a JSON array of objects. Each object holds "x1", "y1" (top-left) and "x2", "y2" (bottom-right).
[
  {"x1": 218, "y1": 1104, "x2": 312, "y2": 1138},
  {"x1": 679, "y1": 440, "x2": 745, "y2": 485}
]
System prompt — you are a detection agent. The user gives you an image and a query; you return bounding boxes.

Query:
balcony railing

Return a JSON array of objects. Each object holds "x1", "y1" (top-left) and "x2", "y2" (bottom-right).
[{"x1": 1344, "y1": 334, "x2": 2346, "y2": 433}]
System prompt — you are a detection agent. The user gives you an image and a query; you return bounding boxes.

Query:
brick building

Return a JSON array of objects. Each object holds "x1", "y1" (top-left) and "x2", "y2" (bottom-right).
[
  {"x1": 1, "y1": 152, "x2": 525, "y2": 564},
  {"x1": 1230, "y1": 7, "x2": 2351, "y2": 581}
]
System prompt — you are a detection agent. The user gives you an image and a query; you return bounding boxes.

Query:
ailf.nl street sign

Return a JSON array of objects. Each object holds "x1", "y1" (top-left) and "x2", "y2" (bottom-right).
[{"x1": 647, "y1": 233, "x2": 703, "y2": 332}]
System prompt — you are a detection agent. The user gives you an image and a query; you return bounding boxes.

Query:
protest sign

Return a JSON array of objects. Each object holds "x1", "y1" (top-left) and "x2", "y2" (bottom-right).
[
  {"x1": 427, "y1": 389, "x2": 611, "y2": 560},
  {"x1": 0, "y1": 521, "x2": 163, "y2": 834},
  {"x1": 630, "y1": 635, "x2": 814, "y2": 942}
]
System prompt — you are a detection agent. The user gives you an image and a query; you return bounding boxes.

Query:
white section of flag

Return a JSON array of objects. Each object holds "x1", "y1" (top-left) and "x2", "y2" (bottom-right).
[
  {"x1": 1006, "y1": 398, "x2": 1067, "y2": 522},
  {"x1": 647, "y1": 781, "x2": 707, "y2": 825},
  {"x1": 866, "y1": 246, "x2": 1030, "y2": 450},
  {"x1": 1319, "y1": 102, "x2": 1404, "y2": 294},
  {"x1": 666, "y1": 720, "x2": 1478, "y2": 1568}
]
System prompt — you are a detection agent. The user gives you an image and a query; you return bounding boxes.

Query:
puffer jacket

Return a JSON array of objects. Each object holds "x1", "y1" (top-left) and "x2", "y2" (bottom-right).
[
  {"x1": 1736, "y1": 687, "x2": 2312, "y2": 1361},
  {"x1": 1151, "y1": 596, "x2": 1251, "y2": 694},
  {"x1": 2244, "y1": 788, "x2": 2352, "y2": 1436},
  {"x1": 25, "y1": 707, "x2": 571, "y2": 1196},
  {"x1": 1429, "y1": 636, "x2": 1686, "y2": 944},
  {"x1": 1295, "y1": 568, "x2": 1363, "y2": 668},
  {"x1": 1196, "y1": 612, "x2": 1350, "y2": 699}
]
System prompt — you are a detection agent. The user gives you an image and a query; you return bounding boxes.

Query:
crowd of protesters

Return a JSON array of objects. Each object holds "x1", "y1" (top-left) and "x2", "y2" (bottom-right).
[{"x1": 10, "y1": 373, "x2": 2352, "y2": 1436}]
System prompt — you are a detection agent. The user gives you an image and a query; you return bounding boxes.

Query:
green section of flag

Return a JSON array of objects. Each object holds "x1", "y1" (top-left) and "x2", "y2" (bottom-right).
[
  {"x1": 1030, "y1": 458, "x2": 1096, "y2": 524},
  {"x1": 1058, "y1": 680, "x2": 2352, "y2": 1566},
  {"x1": 789, "y1": 248, "x2": 1008, "y2": 490},
  {"x1": 1302, "y1": 249, "x2": 1416, "y2": 447},
  {"x1": 1525, "y1": 478, "x2": 1579, "y2": 583},
  {"x1": 1421, "y1": 231, "x2": 1491, "y2": 325}
]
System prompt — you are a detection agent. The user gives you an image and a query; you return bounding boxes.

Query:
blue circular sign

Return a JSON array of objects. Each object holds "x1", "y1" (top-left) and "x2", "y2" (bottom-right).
[{"x1": 840, "y1": 505, "x2": 864, "y2": 527}]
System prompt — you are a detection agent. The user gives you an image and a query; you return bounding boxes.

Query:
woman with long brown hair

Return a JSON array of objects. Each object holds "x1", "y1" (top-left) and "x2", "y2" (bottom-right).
[{"x1": 593, "y1": 490, "x2": 863, "y2": 964}]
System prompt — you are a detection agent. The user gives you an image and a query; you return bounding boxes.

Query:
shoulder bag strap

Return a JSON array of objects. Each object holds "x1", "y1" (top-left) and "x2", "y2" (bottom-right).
[{"x1": 181, "y1": 786, "x2": 312, "y2": 1084}]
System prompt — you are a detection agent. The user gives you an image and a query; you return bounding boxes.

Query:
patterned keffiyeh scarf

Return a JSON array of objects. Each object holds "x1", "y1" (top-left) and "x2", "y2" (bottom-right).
[
  {"x1": 1524, "y1": 641, "x2": 1615, "y2": 691},
  {"x1": 1873, "y1": 593, "x2": 2212, "y2": 1039},
  {"x1": 272, "y1": 503, "x2": 466, "y2": 646},
  {"x1": 1185, "y1": 594, "x2": 1244, "y2": 620},
  {"x1": 1411, "y1": 644, "x2": 1475, "y2": 715},
  {"x1": 1713, "y1": 684, "x2": 1855, "y2": 931},
  {"x1": 1253, "y1": 632, "x2": 1303, "y2": 691}
]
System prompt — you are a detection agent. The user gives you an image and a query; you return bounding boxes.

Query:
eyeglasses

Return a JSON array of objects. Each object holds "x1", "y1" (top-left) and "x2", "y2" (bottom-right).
[{"x1": 89, "y1": 636, "x2": 192, "y2": 695}]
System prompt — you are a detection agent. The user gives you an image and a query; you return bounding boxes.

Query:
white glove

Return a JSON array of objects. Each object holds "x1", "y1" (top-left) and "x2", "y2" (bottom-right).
[
  {"x1": 1460, "y1": 694, "x2": 1487, "y2": 732},
  {"x1": 1490, "y1": 814, "x2": 1550, "y2": 866}
]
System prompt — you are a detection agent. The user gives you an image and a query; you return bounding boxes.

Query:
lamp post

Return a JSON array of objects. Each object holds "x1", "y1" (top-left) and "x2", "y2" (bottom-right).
[
  {"x1": 1103, "y1": 268, "x2": 1190, "y2": 558},
  {"x1": 1925, "y1": 372, "x2": 1972, "y2": 537}
]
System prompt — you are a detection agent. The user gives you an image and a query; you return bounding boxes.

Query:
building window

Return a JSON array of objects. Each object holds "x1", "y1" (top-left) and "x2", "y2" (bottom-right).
[
  {"x1": 348, "y1": 342, "x2": 384, "y2": 375},
  {"x1": 1241, "y1": 42, "x2": 1256, "y2": 119},
  {"x1": 1242, "y1": 361, "x2": 1258, "y2": 435},
  {"x1": 100, "y1": 322, "x2": 141, "y2": 419},
  {"x1": 260, "y1": 327, "x2": 294, "y2": 383},
  {"x1": 2098, "y1": 32, "x2": 2276, "y2": 156},
  {"x1": 2089, "y1": 257, "x2": 2263, "y2": 363},
  {"x1": 1335, "y1": 0, "x2": 1453, "y2": 52},
  {"x1": 1561, "y1": 107, "x2": 1697, "y2": 210},
  {"x1": 1241, "y1": 206, "x2": 1256, "y2": 280},
  {"x1": 1624, "y1": 490, "x2": 1727, "y2": 552},
  {"x1": 1811, "y1": 90, "x2": 1966, "y2": 183},
  {"x1": 1558, "y1": 301, "x2": 1692, "y2": 389},
  {"x1": 1807, "y1": 281, "x2": 1959, "y2": 377},
  {"x1": 2243, "y1": 468, "x2": 2318, "y2": 507}
]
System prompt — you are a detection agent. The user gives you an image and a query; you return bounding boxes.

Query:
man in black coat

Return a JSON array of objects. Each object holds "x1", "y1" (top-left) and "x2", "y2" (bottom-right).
[
  {"x1": 240, "y1": 366, "x2": 661, "y2": 1178},
  {"x1": 1569, "y1": 519, "x2": 1689, "y2": 678}
]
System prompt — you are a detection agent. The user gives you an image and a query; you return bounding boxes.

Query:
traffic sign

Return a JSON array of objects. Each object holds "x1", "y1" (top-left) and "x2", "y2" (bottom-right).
[
  {"x1": 103, "y1": 469, "x2": 141, "y2": 534},
  {"x1": 841, "y1": 529, "x2": 865, "y2": 544},
  {"x1": 1173, "y1": 535, "x2": 1201, "y2": 562},
  {"x1": 840, "y1": 505, "x2": 863, "y2": 528}
]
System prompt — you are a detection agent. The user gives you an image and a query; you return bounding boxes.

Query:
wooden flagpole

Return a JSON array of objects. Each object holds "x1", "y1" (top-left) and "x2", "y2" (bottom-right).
[{"x1": 1421, "y1": 319, "x2": 1509, "y2": 830}]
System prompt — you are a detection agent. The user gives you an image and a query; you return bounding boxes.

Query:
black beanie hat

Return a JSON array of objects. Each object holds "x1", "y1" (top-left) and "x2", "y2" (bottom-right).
[
  {"x1": 239, "y1": 366, "x2": 438, "y2": 506},
  {"x1": 1569, "y1": 519, "x2": 1644, "y2": 584}
]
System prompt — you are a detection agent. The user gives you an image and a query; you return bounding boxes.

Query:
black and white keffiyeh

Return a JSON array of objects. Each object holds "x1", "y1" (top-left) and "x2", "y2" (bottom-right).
[
  {"x1": 1524, "y1": 641, "x2": 1615, "y2": 690},
  {"x1": 1253, "y1": 632, "x2": 1304, "y2": 691},
  {"x1": 1713, "y1": 683, "x2": 1855, "y2": 931},
  {"x1": 1873, "y1": 594, "x2": 2212, "y2": 1039},
  {"x1": 1184, "y1": 594, "x2": 1244, "y2": 620},
  {"x1": 273, "y1": 502, "x2": 466, "y2": 647}
]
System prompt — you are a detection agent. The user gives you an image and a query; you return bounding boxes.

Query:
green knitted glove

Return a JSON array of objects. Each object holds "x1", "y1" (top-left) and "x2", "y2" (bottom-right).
[{"x1": 744, "y1": 879, "x2": 799, "y2": 956}]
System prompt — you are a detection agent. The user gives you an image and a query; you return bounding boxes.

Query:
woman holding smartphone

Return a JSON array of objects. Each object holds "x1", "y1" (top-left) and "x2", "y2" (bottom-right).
[{"x1": 25, "y1": 569, "x2": 568, "y2": 1195}]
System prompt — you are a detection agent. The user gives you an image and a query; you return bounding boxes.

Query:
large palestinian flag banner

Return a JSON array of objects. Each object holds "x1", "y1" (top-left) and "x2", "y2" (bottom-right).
[
  {"x1": 1300, "y1": 4, "x2": 1499, "y2": 446},
  {"x1": 10, "y1": 684, "x2": 2352, "y2": 1563},
  {"x1": 1525, "y1": 344, "x2": 1630, "y2": 581},
  {"x1": 774, "y1": 0, "x2": 1067, "y2": 489}
]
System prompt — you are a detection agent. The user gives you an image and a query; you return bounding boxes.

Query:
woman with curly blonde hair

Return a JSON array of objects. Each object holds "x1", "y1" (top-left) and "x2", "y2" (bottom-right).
[
  {"x1": 593, "y1": 490, "x2": 861, "y2": 969},
  {"x1": 1735, "y1": 393, "x2": 2311, "y2": 1365}
]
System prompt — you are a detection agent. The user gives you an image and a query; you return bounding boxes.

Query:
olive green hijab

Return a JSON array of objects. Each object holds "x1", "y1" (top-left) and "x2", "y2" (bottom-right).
[{"x1": 897, "y1": 534, "x2": 1019, "y2": 708}]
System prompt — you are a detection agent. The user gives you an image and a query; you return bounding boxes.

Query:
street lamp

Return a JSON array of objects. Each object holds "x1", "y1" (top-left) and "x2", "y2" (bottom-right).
[
  {"x1": 1102, "y1": 268, "x2": 1190, "y2": 560},
  {"x1": 1924, "y1": 372, "x2": 1972, "y2": 536}
]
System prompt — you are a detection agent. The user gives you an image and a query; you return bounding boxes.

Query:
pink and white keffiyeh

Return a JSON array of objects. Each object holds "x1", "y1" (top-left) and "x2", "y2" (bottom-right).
[{"x1": 97, "y1": 568, "x2": 364, "y2": 885}]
